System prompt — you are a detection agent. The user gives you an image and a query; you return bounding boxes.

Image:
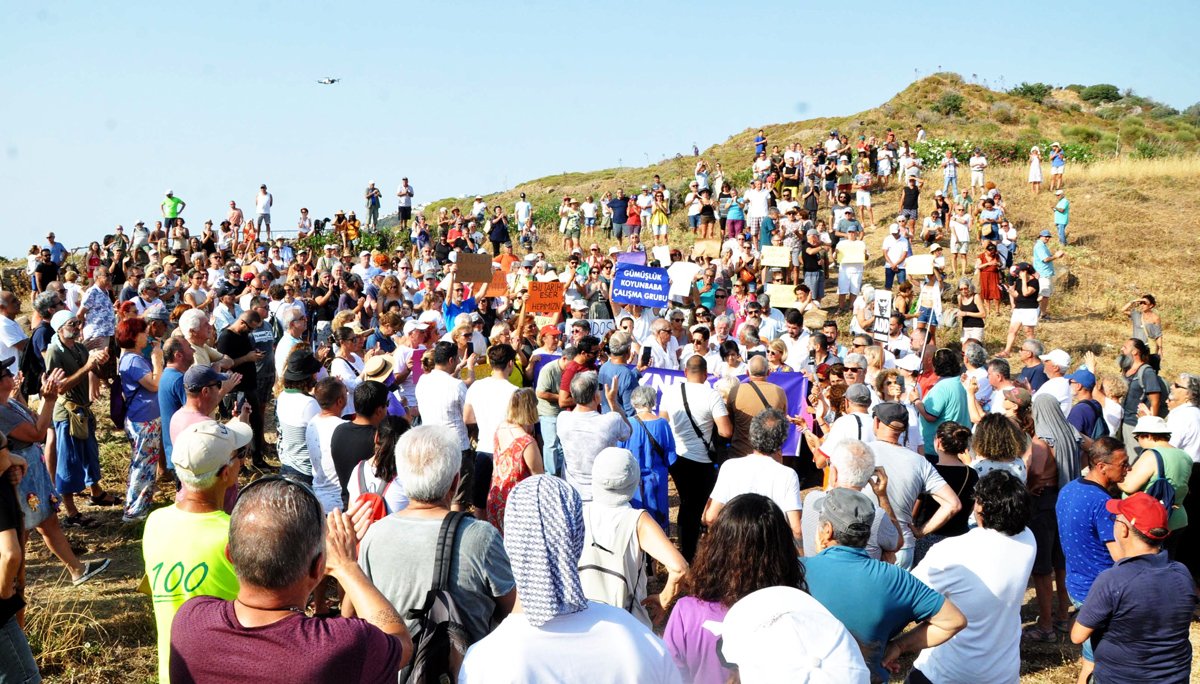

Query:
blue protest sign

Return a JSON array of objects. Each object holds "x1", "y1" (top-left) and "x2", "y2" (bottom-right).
[{"x1": 611, "y1": 263, "x2": 669, "y2": 308}]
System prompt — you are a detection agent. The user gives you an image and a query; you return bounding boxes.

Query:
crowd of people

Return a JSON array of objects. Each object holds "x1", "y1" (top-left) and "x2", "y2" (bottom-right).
[{"x1": 0, "y1": 125, "x2": 1196, "y2": 684}]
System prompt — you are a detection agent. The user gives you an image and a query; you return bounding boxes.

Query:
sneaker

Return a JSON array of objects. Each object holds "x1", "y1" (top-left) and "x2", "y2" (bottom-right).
[{"x1": 72, "y1": 558, "x2": 111, "y2": 586}]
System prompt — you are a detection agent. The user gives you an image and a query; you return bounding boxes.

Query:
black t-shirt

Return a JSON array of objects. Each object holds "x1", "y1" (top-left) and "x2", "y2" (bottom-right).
[
  {"x1": 608, "y1": 197, "x2": 630, "y2": 224},
  {"x1": 310, "y1": 285, "x2": 339, "y2": 322},
  {"x1": 217, "y1": 328, "x2": 257, "y2": 391},
  {"x1": 433, "y1": 241, "x2": 452, "y2": 264},
  {"x1": 902, "y1": 186, "x2": 921, "y2": 210},
  {"x1": 34, "y1": 261, "x2": 59, "y2": 289},
  {"x1": 916, "y1": 464, "x2": 978, "y2": 536},
  {"x1": 1014, "y1": 276, "x2": 1039, "y2": 309},
  {"x1": 801, "y1": 245, "x2": 824, "y2": 273},
  {"x1": 0, "y1": 478, "x2": 25, "y2": 624},
  {"x1": 331, "y1": 422, "x2": 378, "y2": 507}
]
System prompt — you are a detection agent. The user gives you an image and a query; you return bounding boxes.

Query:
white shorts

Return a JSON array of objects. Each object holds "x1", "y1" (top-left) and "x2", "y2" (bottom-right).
[
  {"x1": 971, "y1": 170, "x2": 985, "y2": 186},
  {"x1": 1051, "y1": 166, "x2": 1064, "y2": 175},
  {"x1": 962, "y1": 327, "x2": 985, "y2": 343},
  {"x1": 1039, "y1": 279, "x2": 1053, "y2": 298},
  {"x1": 855, "y1": 191, "x2": 872, "y2": 207},
  {"x1": 838, "y1": 265, "x2": 863, "y2": 295},
  {"x1": 653, "y1": 224, "x2": 669, "y2": 237},
  {"x1": 1011, "y1": 308, "x2": 1039, "y2": 328},
  {"x1": 950, "y1": 239, "x2": 970, "y2": 255}
]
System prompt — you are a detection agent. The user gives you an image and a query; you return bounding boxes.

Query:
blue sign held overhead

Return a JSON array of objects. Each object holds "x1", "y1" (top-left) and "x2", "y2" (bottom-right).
[{"x1": 611, "y1": 264, "x2": 669, "y2": 308}]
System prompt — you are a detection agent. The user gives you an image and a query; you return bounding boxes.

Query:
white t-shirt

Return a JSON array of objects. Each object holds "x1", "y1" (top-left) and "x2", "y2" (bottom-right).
[
  {"x1": 912, "y1": 527, "x2": 1037, "y2": 684},
  {"x1": 580, "y1": 202, "x2": 597, "y2": 219},
  {"x1": 648, "y1": 340, "x2": 679, "y2": 371},
  {"x1": 709, "y1": 454, "x2": 802, "y2": 513},
  {"x1": 305, "y1": 413, "x2": 347, "y2": 513},
  {"x1": 969, "y1": 154, "x2": 988, "y2": 172},
  {"x1": 821, "y1": 413, "x2": 875, "y2": 453},
  {"x1": 882, "y1": 235, "x2": 909, "y2": 266},
  {"x1": 1167, "y1": 405, "x2": 1200, "y2": 463},
  {"x1": 661, "y1": 381, "x2": 728, "y2": 464},
  {"x1": 255, "y1": 192, "x2": 272, "y2": 215},
  {"x1": 1034, "y1": 376, "x2": 1071, "y2": 416},
  {"x1": 465, "y1": 377, "x2": 517, "y2": 454},
  {"x1": 414, "y1": 368, "x2": 470, "y2": 450},
  {"x1": 346, "y1": 459, "x2": 409, "y2": 514},
  {"x1": 950, "y1": 216, "x2": 971, "y2": 245},
  {"x1": 460, "y1": 601, "x2": 681, "y2": 684},
  {"x1": 514, "y1": 200, "x2": 531, "y2": 224},
  {"x1": 685, "y1": 192, "x2": 701, "y2": 217},
  {"x1": 742, "y1": 188, "x2": 770, "y2": 218},
  {"x1": 329, "y1": 354, "x2": 364, "y2": 417},
  {"x1": 0, "y1": 317, "x2": 28, "y2": 373}
]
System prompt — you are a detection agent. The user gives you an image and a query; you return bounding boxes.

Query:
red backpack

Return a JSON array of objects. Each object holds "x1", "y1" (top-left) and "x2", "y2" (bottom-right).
[{"x1": 353, "y1": 462, "x2": 393, "y2": 524}]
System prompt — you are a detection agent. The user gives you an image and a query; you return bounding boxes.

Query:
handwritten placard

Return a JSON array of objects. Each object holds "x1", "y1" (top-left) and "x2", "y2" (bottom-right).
[{"x1": 526, "y1": 281, "x2": 566, "y2": 314}]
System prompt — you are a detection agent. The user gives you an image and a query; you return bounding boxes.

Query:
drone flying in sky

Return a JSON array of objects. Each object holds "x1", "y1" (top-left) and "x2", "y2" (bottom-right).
[{"x1": 316, "y1": 77, "x2": 341, "y2": 85}]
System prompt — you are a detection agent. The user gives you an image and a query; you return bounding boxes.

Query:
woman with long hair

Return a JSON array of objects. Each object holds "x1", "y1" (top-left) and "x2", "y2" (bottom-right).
[
  {"x1": 487, "y1": 389, "x2": 544, "y2": 532},
  {"x1": 276, "y1": 349, "x2": 322, "y2": 484},
  {"x1": 115, "y1": 317, "x2": 164, "y2": 523},
  {"x1": 664, "y1": 494, "x2": 807, "y2": 684},
  {"x1": 976, "y1": 243, "x2": 1002, "y2": 317},
  {"x1": 346, "y1": 415, "x2": 411, "y2": 515}
]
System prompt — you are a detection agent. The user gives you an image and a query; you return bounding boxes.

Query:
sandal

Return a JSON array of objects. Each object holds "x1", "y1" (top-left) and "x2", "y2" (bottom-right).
[
  {"x1": 89, "y1": 493, "x2": 122, "y2": 507},
  {"x1": 63, "y1": 514, "x2": 100, "y2": 529},
  {"x1": 72, "y1": 558, "x2": 111, "y2": 586},
  {"x1": 1022, "y1": 625, "x2": 1057, "y2": 643}
]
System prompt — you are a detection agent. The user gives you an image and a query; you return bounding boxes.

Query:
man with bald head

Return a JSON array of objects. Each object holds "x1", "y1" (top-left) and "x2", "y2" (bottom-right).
[{"x1": 726, "y1": 354, "x2": 788, "y2": 459}]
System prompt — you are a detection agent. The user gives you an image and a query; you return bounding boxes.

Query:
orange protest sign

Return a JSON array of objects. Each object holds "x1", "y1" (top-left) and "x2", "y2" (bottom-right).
[
  {"x1": 485, "y1": 270, "x2": 508, "y2": 297},
  {"x1": 526, "y1": 281, "x2": 565, "y2": 314}
]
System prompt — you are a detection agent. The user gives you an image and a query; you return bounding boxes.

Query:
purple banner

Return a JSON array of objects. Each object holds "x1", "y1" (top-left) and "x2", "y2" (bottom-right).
[
  {"x1": 614, "y1": 250, "x2": 647, "y2": 266},
  {"x1": 533, "y1": 355, "x2": 811, "y2": 454}
]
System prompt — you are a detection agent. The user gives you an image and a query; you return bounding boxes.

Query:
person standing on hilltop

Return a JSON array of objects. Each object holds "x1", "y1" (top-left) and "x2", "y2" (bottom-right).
[
  {"x1": 1049, "y1": 142, "x2": 1066, "y2": 192},
  {"x1": 754, "y1": 129, "x2": 767, "y2": 156},
  {"x1": 1028, "y1": 146, "x2": 1044, "y2": 194},
  {"x1": 969, "y1": 147, "x2": 988, "y2": 195},
  {"x1": 916, "y1": 124, "x2": 926, "y2": 143},
  {"x1": 255, "y1": 184, "x2": 272, "y2": 241},
  {"x1": 395, "y1": 177, "x2": 414, "y2": 234},
  {"x1": 161, "y1": 190, "x2": 186, "y2": 228},
  {"x1": 364, "y1": 181, "x2": 382, "y2": 231}
]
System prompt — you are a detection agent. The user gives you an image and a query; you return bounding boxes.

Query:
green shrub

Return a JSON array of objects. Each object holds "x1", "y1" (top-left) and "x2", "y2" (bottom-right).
[
  {"x1": 1175, "y1": 130, "x2": 1197, "y2": 143},
  {"x1": 1150, "y1": 105, "x2": 1179, "y2": 119},
  {"x1": 1096, "y1": 107, "x2": 1122, "y2": 121},
  {"x1": 1061, "y1": 125, "x2": 1102, "y2": 144},
  {"x1": 1066, "y1": 84, "x2": 1085, "y2": 93},
  {"x1": 1027, "y1": 114, "x2": 1041, "y2": 127},
  {"x1": 990, "y1": 102, "x2": 1019, "y2": 124},
  {"x1": 931, "y1": 92, "x2": 965, "y2": 116},
  {"x1": 1081, "y1": 84, "x2": 1122, "y2": 104},
  {"x1": 1133, "y1": 141, "x2": 1168, "y2": 159},
  {"x1": 1008, "y1": 82, "x2": 1052, "y2": 104}
]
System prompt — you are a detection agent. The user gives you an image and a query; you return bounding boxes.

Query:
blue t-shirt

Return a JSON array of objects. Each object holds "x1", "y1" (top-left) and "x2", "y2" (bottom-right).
[
  {"x1": 1032, "y1": 241, "x2": 1055, "y2": 278},
  {"x1": 119, "y1": 353, "x2": 160, "y2": 424},
  {"x1": 754, "y1": 135, "x2": 766, "y2": 155},
  {"x1": 365, "y1": 329, "x2": 397, "y2": 354},
  {"x1": 46, "y1": 242, "x2": 68, "y2": 265},
  {"x1": 1017, "y1": 363, "x2": 1049, "y2": 391},
  {"x1": 608, "y1": 198, "x2": 630, "y2": 224},
  {"x1": 1078, "y1": 551, "x2": 1196, "y2": 684},
  {"x1": 727, "y1": 199, "x2": 745, "y2": 221},
  {"x1": 442, "y1": 297, "x2": 477, "y2": 327},
  {"x1": 158, "y1": 367, "x2": 187, "y2": 466},
  {"x1": 597, "y1": 361, "x2": 640, "y2": 415},
  {"x1": 1054, "y1": 198, "x2": 1070, "y2": 225},
  {"x1": 1050, "y1": 150, "x2": 1066, "y2": 168},
  {"x1": 804, "y1": 545, "x2": 944, "y2": 680},
  {"x1": 920, "y1": 377, "x2": 971, "y2": 448},
  {"x1": 1056, "y1": 477, "x2": 1116, "y2": 601}
]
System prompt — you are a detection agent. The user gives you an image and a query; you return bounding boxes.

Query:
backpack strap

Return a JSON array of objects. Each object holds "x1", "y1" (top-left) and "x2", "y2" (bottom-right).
[
  {"x1": 632, "y1": 415, "x2": 666, "y2": 468},
  {"x1": 432, "y1": 512, "x2": 467, "y2": 592},
  {"x1": 679, "y1": 383, "x2": 714, "y2": 456},
  {"x1": 1149, "y1": 448, "x2": 1166, "y2": 483}
]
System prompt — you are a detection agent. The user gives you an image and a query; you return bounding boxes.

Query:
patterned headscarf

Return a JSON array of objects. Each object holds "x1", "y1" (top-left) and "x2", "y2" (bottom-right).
[{"x1": 503, "y1": 475, "x2": 588, "y2": 627}]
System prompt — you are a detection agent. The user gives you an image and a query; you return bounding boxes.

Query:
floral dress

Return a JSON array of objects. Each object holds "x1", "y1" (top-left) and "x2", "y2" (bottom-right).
[{"x1": 486, "y1": 431, "x2": 535, "y2": 534}]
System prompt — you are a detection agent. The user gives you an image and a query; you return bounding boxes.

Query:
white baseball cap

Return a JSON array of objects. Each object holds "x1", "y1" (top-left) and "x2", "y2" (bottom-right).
[
  {"x1": 171, "y1": 419, "x2": 253, "y2": 478},
  {"x1": 1039, "y1": 349, "x2": 1071, "y2": 370}
]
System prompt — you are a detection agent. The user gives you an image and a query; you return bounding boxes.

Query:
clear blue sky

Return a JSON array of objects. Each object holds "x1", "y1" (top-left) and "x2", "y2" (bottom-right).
[{"x1": 3, "y1": 0, "x2": 1197, "y2": 255}]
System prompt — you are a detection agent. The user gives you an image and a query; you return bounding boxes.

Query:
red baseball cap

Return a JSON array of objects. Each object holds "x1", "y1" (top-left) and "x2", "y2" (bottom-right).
[
  {"x1": 540, "y1": 325, "x2": 562, "y2": 337},
  {"x1": 1105, "y1": 493, "x2": 1169, "y2": 540}
]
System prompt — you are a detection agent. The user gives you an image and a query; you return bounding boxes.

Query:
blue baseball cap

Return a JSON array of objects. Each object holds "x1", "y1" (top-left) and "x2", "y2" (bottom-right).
[
  {"x1": 184, "y1": 364, "x2": 229, "y2": 392},
  {"x1": 1038, "y1": 230, "x2": 1052, "y2": 238},
  {"x1": 1066, "y1": 368, "x2": 1096, "y2": 390}
]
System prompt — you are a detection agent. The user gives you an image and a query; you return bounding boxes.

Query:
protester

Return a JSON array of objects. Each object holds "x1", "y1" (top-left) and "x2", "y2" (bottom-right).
[
  {"x1": 486, "y1": 388, "x2": 543, "y2": 531},
  {"x1": 578, "y1": 447, "x2": 687, "y2": 627},
  {"x1": 169, "y1": 478, "x2": 411, "y2": 682},
  {"x1": 556, "y1": 371, "x2": 631, "y2": 502},
  {"x1": 801, "y1": 440, "x2": 902, "y2": 560},
  {"x1": 115, "y1": 316, "x2": 164, "y2": 522},
  {"x1": 619, "y1": 385, "x2": 675, "y2": 532},
  {"x1": 459, "y1": 475, "x2": 680, "y2": 683},
  {"x1": 345, "y1": 415, "x2": 411, "y2": 516},
  {"x1": 803, "y1": 487, "x2": 967, "y2": 680},
  {"x1": 1070, "y1": 493, "x2": 1197, "y2": 684},
  {"x1": 142, "y1": 418, "x2": 249, "y2": 682}
]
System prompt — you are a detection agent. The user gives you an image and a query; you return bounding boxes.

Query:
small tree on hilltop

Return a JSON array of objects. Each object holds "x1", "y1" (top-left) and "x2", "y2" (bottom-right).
[
  {"x1": 1081, "y1": 84, "x2": 1121, "y2": 104},
  {"x1": 1008, "y1": 82, "x2": 1052, "y2": 104}
]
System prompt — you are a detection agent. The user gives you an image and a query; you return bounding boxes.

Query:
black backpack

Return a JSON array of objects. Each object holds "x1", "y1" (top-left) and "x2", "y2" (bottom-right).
[
  {"x1": 406, "y1": 512, "x2": 471, "y2": 684},
  {"x1": 1081, "y1": 400, "x2": 1109, "y2": 440}
]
